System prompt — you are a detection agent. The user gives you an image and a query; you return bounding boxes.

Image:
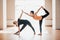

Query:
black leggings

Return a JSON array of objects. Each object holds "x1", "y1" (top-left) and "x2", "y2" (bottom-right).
[
  {"x1": 39, "y1": 8, "x2": 49, "y2": 33},
  {"x1": 18, "y1": 19, "x2": 35, "y2": 33}
]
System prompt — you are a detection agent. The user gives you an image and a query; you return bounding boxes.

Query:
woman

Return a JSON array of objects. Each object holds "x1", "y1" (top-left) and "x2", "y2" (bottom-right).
[
  {"x1": 13, "y1": 10, "x2": 36, "y2": 35},
  {"x1": 22, "y1": 6, "x2": 49, "y2": 35}
]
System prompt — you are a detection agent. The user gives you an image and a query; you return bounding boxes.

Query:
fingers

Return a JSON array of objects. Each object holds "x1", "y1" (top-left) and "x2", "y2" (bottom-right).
[{"x1": 41, "y1": 6, "x2": 44, "y2": 9}]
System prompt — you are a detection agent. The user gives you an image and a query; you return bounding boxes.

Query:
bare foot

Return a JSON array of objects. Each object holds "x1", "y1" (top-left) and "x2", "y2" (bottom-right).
[
  {"x1": 14, "y1": 31, "x2": 20, "y2": 35},
  {"x1": 38, "y1": 33, "x2": 42, "y2": 36},
  {"x1": 34, "y1": 32, "x2": 36, "y2": 35}
]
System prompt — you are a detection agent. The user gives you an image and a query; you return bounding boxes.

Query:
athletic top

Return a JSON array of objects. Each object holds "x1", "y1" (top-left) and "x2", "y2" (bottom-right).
[
  {"x1": 32, "y1": 15, "x2": 42, "y2": 20},
  {"x1": 32, "y1": 8, "x2": 49, "y2": 20},
  {"x1": 18, "y1": 18, "x2": 30, "y2": 26}
]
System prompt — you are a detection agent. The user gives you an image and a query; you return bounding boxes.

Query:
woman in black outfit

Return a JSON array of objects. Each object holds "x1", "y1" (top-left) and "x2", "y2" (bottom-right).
[{"x1": 13, "y1": 11, "x2": 35, "y2": 35}]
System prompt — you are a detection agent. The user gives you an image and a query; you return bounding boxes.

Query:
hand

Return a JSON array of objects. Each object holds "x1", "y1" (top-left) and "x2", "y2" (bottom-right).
[{"x1": 41, "y1": 6, "x2": 44, "y2": 9}]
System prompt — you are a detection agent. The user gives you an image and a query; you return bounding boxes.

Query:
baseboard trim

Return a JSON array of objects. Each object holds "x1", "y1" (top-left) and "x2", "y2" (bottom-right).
[
  {"x1": 56, "y1": 29, "x2": 60, "y2": 30},
  {"x1": 46, "y1": 25, "x2": 52, "y2": 27},
  {"x1": 0, "y1": 28, "x2": 3, "y2": 30}
]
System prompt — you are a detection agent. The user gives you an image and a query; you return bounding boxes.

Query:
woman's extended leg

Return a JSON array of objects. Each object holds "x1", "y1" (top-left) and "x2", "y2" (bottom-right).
[
  {"x1": 38, "y1": 19, "x2": 43, "y2": 35},
  {"x1": 14, "y1": 24, "x2": 27, "y2": 35},
  {"x1": 42, "y1": 8, "x2": 49, "y2": 18},
  {"x1": 20, "y1": 24, "x2": 27, "y2": 32},
  {"x1": 27, "y1": 21, "x2": 36, "y2": 35}
]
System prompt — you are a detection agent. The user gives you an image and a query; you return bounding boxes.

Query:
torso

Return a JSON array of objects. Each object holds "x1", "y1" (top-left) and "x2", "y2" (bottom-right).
[
  {"x1": 32, "y1": 15, "x2": 42, "y2": 20},
  {"x1": 18, "y1": 18, "x2": 29, "y2": 24}
]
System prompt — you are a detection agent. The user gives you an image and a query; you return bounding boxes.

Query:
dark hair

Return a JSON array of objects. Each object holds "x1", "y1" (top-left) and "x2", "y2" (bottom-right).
[
  {"x1": 30, "y1": 11, "x2": 34, "y2": 14},
  {"x1": 13, "y1": 21, "x2": 16, "y2": 24}
]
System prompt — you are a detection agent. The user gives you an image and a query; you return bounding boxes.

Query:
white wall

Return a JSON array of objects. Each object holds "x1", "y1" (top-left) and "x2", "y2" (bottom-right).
[
  {"x1": 45, "y1": 0, "x2": 52, "y2": 26},
  {"x1": 0, "y1": 0, "x2": 3, "y2": 29},
  {"x1": 7, "y1": 0, "x2": 15, "y2": 26},
  {"x1": 3, "y1": 0, "x2": 7, "y2": 29},
  {"x1": 0, "y1": 0, "x2": 7, "y2": 30},
  {"x1": 56, "y1": 0, "x2": 60, "y2": 29},
  {"x1": 52, "y1": 0, "x2": 56, "y2": 29},
  {"x1": 52, "y1": 0, "x2": 60, "y2": 30}
]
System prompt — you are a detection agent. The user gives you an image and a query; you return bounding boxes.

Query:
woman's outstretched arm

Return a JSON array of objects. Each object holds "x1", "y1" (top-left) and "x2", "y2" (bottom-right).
[
  {"x1": 19, "y1": 10, "x2": 24, "y2": 19},
  {"x1": 35, "y1": 6, "x2": 42, "y2": 15},
  {"x1": 22, "y1": 10, "x2": 32, "y2": 17}
]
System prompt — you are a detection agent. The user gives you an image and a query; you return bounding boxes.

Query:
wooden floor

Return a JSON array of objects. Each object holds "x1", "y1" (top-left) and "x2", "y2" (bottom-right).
[{"x1": 0, "y1": 27, "x2": 60, "y2": 40}]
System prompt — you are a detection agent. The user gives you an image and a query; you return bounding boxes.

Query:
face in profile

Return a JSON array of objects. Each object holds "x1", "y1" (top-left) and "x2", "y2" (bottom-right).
[
  {"x1": 13, "y1": 21, "x2": 18, "y2": 26},
  {"x1": 30, "y1": 11, "x2": 34, "y2": 16}
]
